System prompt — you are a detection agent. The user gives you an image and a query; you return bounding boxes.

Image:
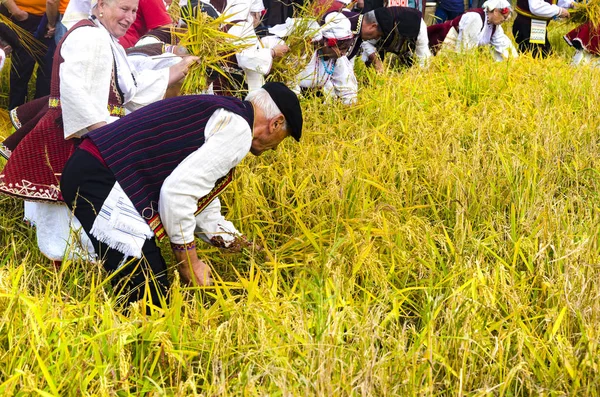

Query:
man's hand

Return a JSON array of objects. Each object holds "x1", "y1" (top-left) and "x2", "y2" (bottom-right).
[
  {"x1": 210, "y1": 234, "x2": 264, "y2": 253},
  {"x1": 173, "y1": 247, "x2": 212, "y2": 286}
]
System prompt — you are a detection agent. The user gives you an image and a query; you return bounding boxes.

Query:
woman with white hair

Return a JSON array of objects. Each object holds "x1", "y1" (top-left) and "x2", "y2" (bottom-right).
[{"x1": 427, "y1": 0, "x2": 518, "y2": 61}]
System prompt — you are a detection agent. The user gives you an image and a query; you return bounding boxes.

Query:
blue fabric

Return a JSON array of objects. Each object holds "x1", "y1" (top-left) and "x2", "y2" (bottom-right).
[
  {"x1": 434, "y1": 3, "x2": 464, "y2": 23},
  {"x1": 435, "y1": 0, "x2": 465, "y2": 18}
]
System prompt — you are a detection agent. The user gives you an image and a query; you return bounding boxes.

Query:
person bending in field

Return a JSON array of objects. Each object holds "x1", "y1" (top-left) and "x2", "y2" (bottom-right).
[
  {"x1": 564, "y1": 22, "x2": 600, "y2": 67},
  {"x1": 261, "y1": 12, "x2": 358, "y2": 105},
  {"x1": 60, "y1": 83, "x2": 302, "y2": 311},
  {"x1": 335, "y1": 7, "x2": 432, "y2": 71},
  {"x1": 512, "y1": 0, "x2": 573, "y2": 57},
  {"x1": 427, "y1": 0, "x2": 518, "y2": 61}
]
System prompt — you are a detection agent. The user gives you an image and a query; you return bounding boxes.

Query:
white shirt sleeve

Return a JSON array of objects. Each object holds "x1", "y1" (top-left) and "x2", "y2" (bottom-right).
[
  {"x1": 490, "y1": 25, "x2": 518, "y2": 61},
  {"x1": 229, "y1": 21, "x2": 273, "y2": 75},
  {"x1": 60, "y1": 26, "x2": 114, "y2": 139},
  {"x1": 158, "y1": 109, "x2": 252, "y2": 245},
  {"x1": 457, "y1": 12, "x2": 484, "y2": 51},
  {"x1": 415, "y1": 19, "x2": 432, "y2": 67},
  {"x1": 194, "y1": 197, "x2": 241, "y2": 245},
  {"x1": 528, "y1": 0, "x2": 563, "y2": 18},
  {"x1": 325, "y1": 56, "x2": 357, "y2": 105}
]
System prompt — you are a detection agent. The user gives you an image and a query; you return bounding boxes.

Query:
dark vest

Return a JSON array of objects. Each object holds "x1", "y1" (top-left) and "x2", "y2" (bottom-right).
[
  {"x1": 341, "y1": 10, "x2": 364, "y2": 60},
  {"x1": 88, "y1": 95, "x2": 255, "y2": 238}
]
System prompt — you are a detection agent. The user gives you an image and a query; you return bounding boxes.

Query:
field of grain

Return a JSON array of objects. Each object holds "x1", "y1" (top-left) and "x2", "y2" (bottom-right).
[{"x1": 1, "y1": 23, "x2": 600, "y2": 394}]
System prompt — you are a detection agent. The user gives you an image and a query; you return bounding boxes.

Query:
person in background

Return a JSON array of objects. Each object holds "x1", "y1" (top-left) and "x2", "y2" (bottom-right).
[
  {"x1": 427, "y1": 0, "x2": 517, "y2": 61},
  {"x1": 433, "y1": 0, "x2": 464, "y2": 23},
  {"x1": 512, "y1": 0, "x2": 573, "y2": 57},
  {"x1": 118, "y1": 0, "x2": 173, "y2": 48},
  {"x1": 45, "y1": 0, "x2": 69, "y2": 43},
  {"x1": 60, "y1": 83, "x2": 302, "y2": 310},
  {"x1": 564, "y1": 21, "x2": 600, "y2": 66},
  {"x1": 0, "y1": 0, "x2": 52, "y2": 109},
  {"x1": 340, "y1": 7, "x2": 431, "y2": 70},
  {"x1": 265, "y1": 12, "x2": 357, "y2": 104}
]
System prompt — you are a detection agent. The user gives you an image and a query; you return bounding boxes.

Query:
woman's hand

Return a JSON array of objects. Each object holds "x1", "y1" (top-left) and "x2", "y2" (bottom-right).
[{"x1": 168, "y1": 55, "x2": 200, "y2": 85}]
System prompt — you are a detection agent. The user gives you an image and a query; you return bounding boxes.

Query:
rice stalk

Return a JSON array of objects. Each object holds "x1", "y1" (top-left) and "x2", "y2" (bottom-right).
[
  {"x1": 0, "y1": 14, "x2": 46, "y2": 63},
  {"x1": 175, "y1": 11, "x2": 253, "y2": 94},
  {"x1": 568, "y1": 0, "x2": 600, "y2": 29}
]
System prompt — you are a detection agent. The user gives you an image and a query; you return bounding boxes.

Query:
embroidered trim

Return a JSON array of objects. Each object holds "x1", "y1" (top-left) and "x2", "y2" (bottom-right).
[
  {"x1": 9, "y1": 108, "x2": 21, "y2": 129},
  {"x1": 0, "y1": 177, "x2": 60, "y2": 201},
  {"x1": 48, "y1": 97, "x2": 125, "y2": 117},
  {"x1": 353, "y1": 14, "x2": 363, "y2": 35},
  {"x1": 49, "y1": 97, "x2": 60, "y2": 108},
  {"x1": 149, "y1": 168, "x2": 236, "y2": 242},
  {"x1": 170, "y1": 241, "x2": 197, "y2": 251}
]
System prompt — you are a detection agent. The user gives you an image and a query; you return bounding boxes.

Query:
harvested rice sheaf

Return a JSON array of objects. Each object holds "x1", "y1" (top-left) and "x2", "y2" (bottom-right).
[
  {"x1": 569, "y1": 0, "x2": 600, "y2": 29},
  {"x1": 175, "y1": 10, "x2": 252, "y2": 94},
  {"x1": 265, "y1": 17, "x2": 322, "y2": 85}
]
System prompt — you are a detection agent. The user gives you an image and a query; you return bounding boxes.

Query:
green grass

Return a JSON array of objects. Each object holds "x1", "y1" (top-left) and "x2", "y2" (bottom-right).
[{"x1": 2, "y1": 24, "x2": 600, "y2": 394}]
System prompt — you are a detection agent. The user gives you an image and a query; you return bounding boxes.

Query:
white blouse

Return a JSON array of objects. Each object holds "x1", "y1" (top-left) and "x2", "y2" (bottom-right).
[
  {"x1": 59, "y1": 21, "x2": 170, "y2": 139},
  {"x1": 296, "y1": 51, "x2": 358, "y2": 105},
  {"x1": 457, "y1": 12, "x2": 517, "y2": 61},
  {"x1": 528, "y1": 0, "x2": 574, "y2": 18}
]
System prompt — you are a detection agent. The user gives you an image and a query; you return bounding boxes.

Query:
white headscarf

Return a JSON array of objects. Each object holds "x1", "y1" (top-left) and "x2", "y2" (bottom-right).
[
  {"x1": 314, "y1": 12, "x2": 353, "y2": 42},
  {"x1": 481, "y1": 0, "x2": 511, "y2": 12}
]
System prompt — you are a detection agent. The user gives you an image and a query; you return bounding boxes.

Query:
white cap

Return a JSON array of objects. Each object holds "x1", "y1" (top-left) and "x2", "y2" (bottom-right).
[{"x1": 481, "y1": 0, "x2": 511, "y2": 12}]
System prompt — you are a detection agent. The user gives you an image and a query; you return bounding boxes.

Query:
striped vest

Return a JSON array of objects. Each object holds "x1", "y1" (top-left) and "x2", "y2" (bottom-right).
[{"x1": 88, "y1": 95, "x2": 255, "y2": 238}]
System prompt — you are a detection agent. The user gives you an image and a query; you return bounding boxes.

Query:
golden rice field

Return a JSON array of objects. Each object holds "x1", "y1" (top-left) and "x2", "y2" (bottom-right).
[{"x1": 2, "y1": 23, "x2": 600, "y2": 394}]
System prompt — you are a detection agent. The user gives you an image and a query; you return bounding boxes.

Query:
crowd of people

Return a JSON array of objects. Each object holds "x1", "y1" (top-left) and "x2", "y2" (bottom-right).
[{"x1": 0, "y1": 0, "x2": 595, "y2": 310}]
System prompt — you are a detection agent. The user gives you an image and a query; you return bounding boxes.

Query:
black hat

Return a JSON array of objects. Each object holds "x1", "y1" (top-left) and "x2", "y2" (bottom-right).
[
  {"x1": 373, "y1": 7, "x2": 394, "y2": 38},
  {"x1": 262, "y1": 82, "x2": 303, "y2": 142}
]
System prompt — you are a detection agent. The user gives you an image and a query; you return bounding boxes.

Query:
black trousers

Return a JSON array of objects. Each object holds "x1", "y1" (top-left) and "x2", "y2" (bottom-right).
[
  {"x1": 0, "y1": 7, "x2": 52, "y2": 109},
  {"x1": 61, "y1": 149, "x2": 170, "y2": 311},
  {"x1": 512, "y1": 15, "x2": 552, "y2": 58}
]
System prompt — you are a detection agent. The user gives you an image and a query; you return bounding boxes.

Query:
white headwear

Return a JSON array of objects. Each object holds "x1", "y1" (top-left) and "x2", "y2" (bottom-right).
[
  {"x1": 314, "y1": 12, "x2": 352, "y2": 42},
  {"x1": 481, "y1": 0, "x2": 511, "y2": 12},
  {"x1": 268, "y1": 18, "x2": 322, "y2": 39}
]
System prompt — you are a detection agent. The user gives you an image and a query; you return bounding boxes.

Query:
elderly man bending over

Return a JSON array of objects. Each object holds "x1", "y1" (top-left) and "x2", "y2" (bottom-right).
[{"x1": 60, "y1": 82, "x2": 302, "y2": 310}]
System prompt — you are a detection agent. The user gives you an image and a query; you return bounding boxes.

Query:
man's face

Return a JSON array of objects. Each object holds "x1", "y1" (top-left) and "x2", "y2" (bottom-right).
[
  {"x1": 361, "y1": 22, "x2": 382, "y2": 40},
  {"x1": 250, "y1": 115, "x2": 291, "y2": 156}
]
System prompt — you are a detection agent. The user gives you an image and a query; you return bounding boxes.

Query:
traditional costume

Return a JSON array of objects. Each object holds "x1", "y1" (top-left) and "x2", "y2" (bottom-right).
[
  {"x1": 59, "y1": 83, "x2": 303, "y2": 307},
  {"x1": 265, "y1": 12, "x2": 358, "y2": 104},
  {"x1": 0, "y1": 16, "x2": 172, "y2": 261},
  {"x1": 512, "y1": 0, "x2": 573, "y2": 57},
  {"x1": 427, "y1": 1, "x2": 517, "y2": 61},
  {"x1": 564, "y1": 22, "x2": 600, "y2": 66}
]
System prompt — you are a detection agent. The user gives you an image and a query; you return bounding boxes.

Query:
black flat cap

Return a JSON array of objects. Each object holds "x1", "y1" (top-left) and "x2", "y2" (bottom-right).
[
  {"x1": 262, "y1": 82, "x2": 303, "y2": 142},
  {"x1": 373, "y1": 7, "x2": 394, "y2": 37}
]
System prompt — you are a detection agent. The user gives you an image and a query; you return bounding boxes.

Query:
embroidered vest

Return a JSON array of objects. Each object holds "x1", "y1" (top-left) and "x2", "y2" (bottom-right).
[
  {"x1": 340, "y1": 10, "x2": 364, "y2": 60},
  {"x1": 49, "y1": 19, "x2": 125, "y2": 118},
  {"x1": 515, "y1": 0, "x2": 557, "y2": 21},
  {"x1": 88, "y1": 95, "x2": 255, "y2": 240}
]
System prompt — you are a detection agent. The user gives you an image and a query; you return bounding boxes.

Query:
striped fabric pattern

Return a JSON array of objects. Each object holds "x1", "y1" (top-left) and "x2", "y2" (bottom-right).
[{"x1": 88, "y1": 95, "x2": 254, "y2": 224}]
